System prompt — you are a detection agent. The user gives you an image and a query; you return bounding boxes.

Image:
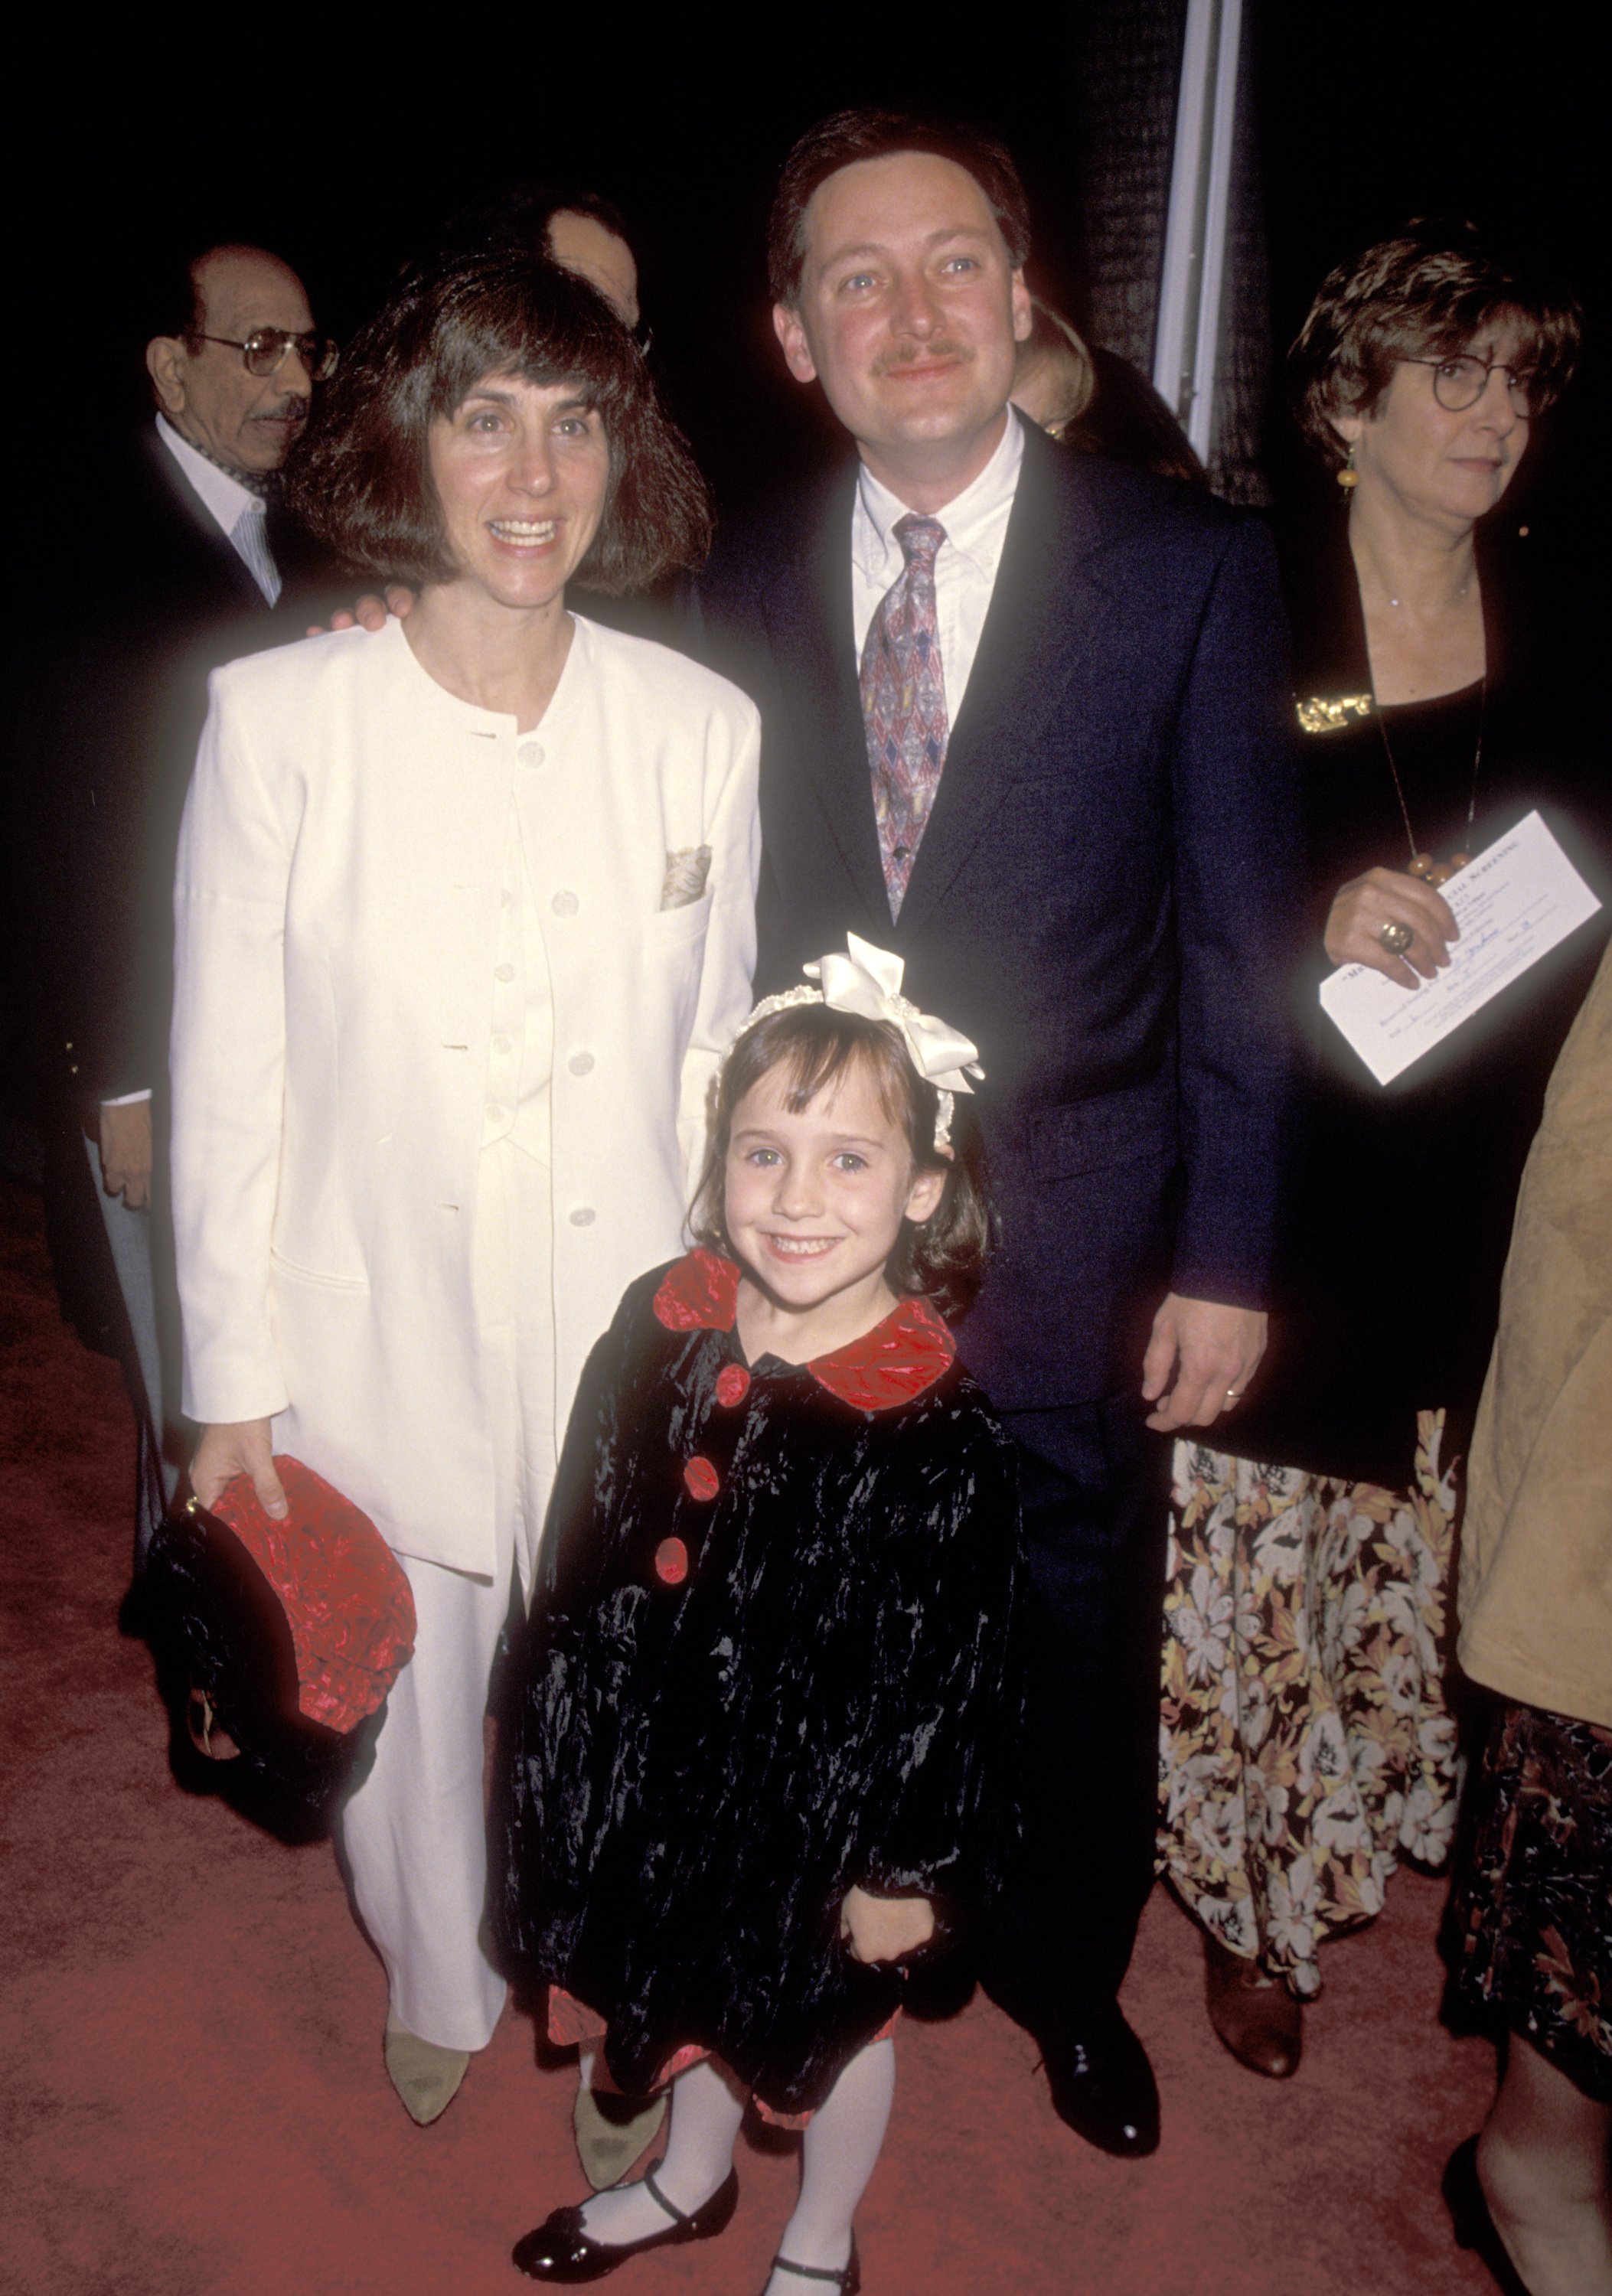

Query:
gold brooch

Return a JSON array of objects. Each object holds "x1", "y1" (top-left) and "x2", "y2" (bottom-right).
[{"x1": 1296, "y1": 692, "x2": 1374, "y2": 735}]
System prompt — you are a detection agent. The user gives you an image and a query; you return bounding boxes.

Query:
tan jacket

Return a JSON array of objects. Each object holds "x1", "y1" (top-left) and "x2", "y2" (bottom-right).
[{"x1": 1459, "y1": 938, "x2": 1612, "y2": 1727}]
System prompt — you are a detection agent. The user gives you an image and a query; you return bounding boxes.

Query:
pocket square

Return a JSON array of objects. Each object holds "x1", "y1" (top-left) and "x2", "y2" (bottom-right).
[{"x1": 660, "y1": 846, "x2": 712, "y2": 910}]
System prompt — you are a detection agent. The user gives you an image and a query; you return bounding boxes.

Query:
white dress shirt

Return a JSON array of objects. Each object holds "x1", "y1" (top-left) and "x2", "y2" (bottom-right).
[
  {"x1": 850, "y1": 409, "x2": 1024, "y2": 716},
  {"x1": 155, "y1": 415, "x2": 282, "y2": 605}
]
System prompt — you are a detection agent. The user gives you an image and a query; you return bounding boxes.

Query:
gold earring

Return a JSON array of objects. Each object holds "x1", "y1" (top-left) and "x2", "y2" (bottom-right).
[{"x1": 1336, "y1": 444, "x2": 1359, "y2": 491}]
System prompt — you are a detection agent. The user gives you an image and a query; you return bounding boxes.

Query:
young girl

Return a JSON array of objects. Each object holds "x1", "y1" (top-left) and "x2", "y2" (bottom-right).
[{"x1": 494, "y1": 940, "x2": 1020, "y2": 2294}]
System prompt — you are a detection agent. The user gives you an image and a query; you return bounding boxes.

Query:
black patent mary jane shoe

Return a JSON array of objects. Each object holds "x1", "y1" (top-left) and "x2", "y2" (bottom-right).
[
  {"x1": 1442, "y1": 2136, "x2": 1535, "y2": 2296},
  {"x1": 761, "y1": 2239, "x2": 861, "y2": 2294},
  {"x1": 511, "y1": 2165, "x2": 739, "y2": 2282}
]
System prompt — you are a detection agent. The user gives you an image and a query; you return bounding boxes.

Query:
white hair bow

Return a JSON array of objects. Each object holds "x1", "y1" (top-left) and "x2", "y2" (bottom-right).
[
  {"x1": 804, "y1": 935, "x2": 984, "y2": 1098},
  {"x1": 726, "y1": 934, "x2": 983, "y2": 1150}
]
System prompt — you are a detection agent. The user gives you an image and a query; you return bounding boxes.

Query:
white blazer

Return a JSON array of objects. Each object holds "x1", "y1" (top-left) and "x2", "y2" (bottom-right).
[{"x1": 171, "y1": 615, "x2": 759, "y2": 1575}]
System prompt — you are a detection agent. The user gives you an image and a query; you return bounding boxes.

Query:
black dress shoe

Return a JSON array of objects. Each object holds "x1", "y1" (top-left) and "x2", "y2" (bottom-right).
[
  {"x1": 511, "y1": 2165, "x2": 739, "y2": 2282},
  {"x1": 1039, "y1": 2012, "x2": 1160, "y2": 2157},
  {"x1": 1443, "y1": 2136, "x2": 1535, "y2": 2295}
]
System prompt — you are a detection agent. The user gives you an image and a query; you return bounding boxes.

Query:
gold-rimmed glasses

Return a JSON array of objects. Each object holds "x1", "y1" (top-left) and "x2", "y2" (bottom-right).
[{"x1": 199, "y1": 328, "x2": 339, "y2": 382}]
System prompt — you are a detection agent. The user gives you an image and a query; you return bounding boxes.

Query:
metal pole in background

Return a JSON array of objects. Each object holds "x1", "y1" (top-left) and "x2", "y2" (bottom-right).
[{"x1": 1151, "y1": 0, "x2": 1245, "y2": 465}]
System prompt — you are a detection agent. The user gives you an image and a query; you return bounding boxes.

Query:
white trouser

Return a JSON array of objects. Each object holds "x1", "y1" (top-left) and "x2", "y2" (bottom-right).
[{"x1": 337, "y1": 1137, "x2": 556, "y2": 2051}]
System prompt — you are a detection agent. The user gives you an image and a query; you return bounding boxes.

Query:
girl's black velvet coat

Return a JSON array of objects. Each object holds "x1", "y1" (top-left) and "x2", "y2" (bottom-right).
[{"x1": 491, "y1": 1255, "x2": 1021, "y2": 2117}]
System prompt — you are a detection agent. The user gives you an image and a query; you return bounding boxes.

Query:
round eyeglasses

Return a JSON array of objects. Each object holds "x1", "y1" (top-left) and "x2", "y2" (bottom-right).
[
  {"x1": 1404, "y1": 355, "x2": 1549, "y2": 418},
  {"x1": 200, "y1": 328, "x2": 340, "y2": 382}
]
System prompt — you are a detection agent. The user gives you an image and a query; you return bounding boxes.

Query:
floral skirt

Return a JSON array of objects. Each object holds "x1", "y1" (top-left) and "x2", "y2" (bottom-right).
[
  {"x1": 1448, "y1": 1700, "x2": 1612, "y2": 2102},
  {"x1": 1158, "y1": 1413, "x2": 1460, "y2": 1996}
]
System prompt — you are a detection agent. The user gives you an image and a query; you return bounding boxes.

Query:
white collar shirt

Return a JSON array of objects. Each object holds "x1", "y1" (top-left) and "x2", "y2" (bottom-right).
[
  {"x1": 155, "y1": 415, "x2": 282, "y2": 605},
  {"x1": 849, "y1": 408, "x2": 1024, "y2": 720}
]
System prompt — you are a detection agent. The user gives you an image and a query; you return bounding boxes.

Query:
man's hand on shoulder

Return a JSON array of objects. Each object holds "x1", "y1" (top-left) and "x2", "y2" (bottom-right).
[
  {"x1": 307, "y1": 585, "x2": 414, "y2": 638},
  {"x1": 1142, "y1": 1294, "x2": 1267, "y2": 1432}
]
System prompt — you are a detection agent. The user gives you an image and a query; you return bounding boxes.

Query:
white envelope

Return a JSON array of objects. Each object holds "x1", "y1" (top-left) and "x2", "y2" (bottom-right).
[{"x1": 1319, "y1": 810, "x2": 1601, "y2": 1087}]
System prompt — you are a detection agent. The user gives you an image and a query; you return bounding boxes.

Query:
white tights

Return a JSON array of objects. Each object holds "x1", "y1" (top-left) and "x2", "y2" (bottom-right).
[{"x1": 579, "y1": 2037, "x2": 896, "y2": 2285}]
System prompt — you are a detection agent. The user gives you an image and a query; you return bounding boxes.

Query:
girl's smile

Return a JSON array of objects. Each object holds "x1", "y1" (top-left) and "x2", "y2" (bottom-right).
[{"x1": 724, "y1": 1058, "x2": 945, "y2": 1362}]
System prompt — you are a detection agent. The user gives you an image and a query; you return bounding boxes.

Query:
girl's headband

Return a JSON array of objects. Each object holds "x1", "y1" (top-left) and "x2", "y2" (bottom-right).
[{"x1": 726, "y1": 934, "x2": 984, "y2": 1151}]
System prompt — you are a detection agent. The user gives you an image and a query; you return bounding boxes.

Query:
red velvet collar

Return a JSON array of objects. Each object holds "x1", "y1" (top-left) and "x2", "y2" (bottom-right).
[{"x1": 654, "y1": 1248, "x2": 955, "y2": 1411}]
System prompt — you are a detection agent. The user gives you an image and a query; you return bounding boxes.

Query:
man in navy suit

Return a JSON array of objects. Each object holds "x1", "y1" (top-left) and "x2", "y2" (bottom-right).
[
  {"x1": 697, "y1": 109, "x2": 1301, "y2": 2156},
  {"x1": 25, "y1": 242, "x2": 333, "y2": 1563}
]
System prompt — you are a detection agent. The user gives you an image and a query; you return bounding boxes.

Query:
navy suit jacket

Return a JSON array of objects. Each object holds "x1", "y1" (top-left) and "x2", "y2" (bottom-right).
[{"x1": 697, "y1": 417, "x2": 1304, "y2": 1410}]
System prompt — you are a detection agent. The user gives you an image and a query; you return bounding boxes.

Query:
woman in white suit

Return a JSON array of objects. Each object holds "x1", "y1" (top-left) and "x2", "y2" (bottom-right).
[{"x1": 170, "y1": 253, "x2": 760, "y2": 2122}]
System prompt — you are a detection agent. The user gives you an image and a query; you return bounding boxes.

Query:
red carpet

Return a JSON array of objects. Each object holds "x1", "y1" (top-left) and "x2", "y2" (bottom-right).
[{"x1": 0, "y1": 1173, "x2": 1499, "y2": 2295}]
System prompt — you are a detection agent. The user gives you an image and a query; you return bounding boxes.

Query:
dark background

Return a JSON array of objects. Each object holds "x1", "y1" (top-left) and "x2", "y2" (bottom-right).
[{"x1": 8, "y1": 0, "x2": 1606, "y2": 523}]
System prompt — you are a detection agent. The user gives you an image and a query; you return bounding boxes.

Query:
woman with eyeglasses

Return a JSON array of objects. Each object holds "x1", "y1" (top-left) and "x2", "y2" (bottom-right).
[
  {"x1": 1158, "y1": 222, "x2": 1604, "y2": 2092},
  {"x1": 168, "y1": 250, "x2": 759, "y2": 2128}
]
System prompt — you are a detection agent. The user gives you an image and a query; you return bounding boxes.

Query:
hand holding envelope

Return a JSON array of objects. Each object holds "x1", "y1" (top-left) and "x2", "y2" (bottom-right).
[{"x1": 1320, "y1": 811, "x2": 1602, "y2": 1086}]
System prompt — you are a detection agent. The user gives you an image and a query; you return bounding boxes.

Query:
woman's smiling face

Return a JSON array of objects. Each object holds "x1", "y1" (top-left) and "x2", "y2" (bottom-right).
[{"x1": 427, "y1": 371, "x2": 612, "y2": 608}]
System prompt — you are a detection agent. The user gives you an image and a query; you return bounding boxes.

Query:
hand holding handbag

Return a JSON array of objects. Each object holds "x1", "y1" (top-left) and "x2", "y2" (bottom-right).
[{"x1": 141, "y1": 1457, "x2": 416, "y2": 1839}]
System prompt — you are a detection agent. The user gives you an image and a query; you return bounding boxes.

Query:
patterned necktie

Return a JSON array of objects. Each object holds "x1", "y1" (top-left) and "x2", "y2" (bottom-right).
[{"x1": 860, "y1": 513, "x2": 949, "y2": 917}]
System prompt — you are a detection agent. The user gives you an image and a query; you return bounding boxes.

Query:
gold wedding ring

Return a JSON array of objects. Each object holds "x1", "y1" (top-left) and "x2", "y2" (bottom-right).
[{"x1": 1379, "y1": 920, "x2": 1415, "y2": 954}]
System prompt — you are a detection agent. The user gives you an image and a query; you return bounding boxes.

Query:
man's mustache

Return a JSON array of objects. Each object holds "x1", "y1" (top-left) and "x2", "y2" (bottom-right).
[
  {"x1": 252, "y1": 394, "x2": 310, "y2": 422},
  {"x1": 873, "y1": 340, "x2": 972, "y2": 377}
]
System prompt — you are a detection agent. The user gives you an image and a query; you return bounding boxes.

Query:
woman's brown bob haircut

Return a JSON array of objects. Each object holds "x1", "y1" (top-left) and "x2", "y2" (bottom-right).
[
  {"x1": 692, "y1": 1003, "x2": 994, "y2": 1326},
  {"x1": 768, "y1": 106, "x2": 1031, "y2": 308},
  {"x1": 1291, "y1": 218, "x2": 1581, "y2": 470},
  {"x1": 286, "y1": 251, "x2": 711, "y2": 590}
]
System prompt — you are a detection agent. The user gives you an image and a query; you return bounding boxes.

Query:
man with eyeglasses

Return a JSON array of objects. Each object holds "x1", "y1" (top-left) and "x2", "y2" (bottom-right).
[
  {"x1": 146, "y1": 243, "x2": 337, "y2": 501},
  {"x1": 24, "y1": 241, "x2": 337, "y2": 1577}
]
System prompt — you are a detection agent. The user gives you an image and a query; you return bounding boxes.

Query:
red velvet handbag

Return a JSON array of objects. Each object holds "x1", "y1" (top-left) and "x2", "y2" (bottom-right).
[
  {"x1": 207, "y1": 1456, "x2": 416, "y2": 1732},
  {"x1": 141, "y1": 1457, "x2": 416, "y2": 1838}
]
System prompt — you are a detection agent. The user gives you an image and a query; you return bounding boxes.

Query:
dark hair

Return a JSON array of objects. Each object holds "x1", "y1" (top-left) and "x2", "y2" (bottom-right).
[
  {"x1": 285, "y1": 250, "x2": 709, "y2": 589},
  {"x1": 402, "y1": 183, "x2": 633, "y2": 282},
  {"x1": 1067, "y1": 346, "x2": 1207, "y2": 487},
  {"x1": 1291, "y1": 218, "x2": 1582, "y2": 468},
  {"x1": 148, "y1": 246, "x2": 208, "y2": 348},
  {"x1": 768, "y1": 107, "x2": 1031, "y2": 307},
  {"x1": 691, "y1": 1004, "x2": 994, "y2": 1323}
]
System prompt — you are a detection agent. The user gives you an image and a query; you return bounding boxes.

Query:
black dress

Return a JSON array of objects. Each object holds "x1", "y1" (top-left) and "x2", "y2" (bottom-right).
[
  {"x1": 1157, "y1": 504, "x2": 1610, "y2": 1994},
  {"x1": 492, "y1": 1251, "x2": 1021, "y2": 2119},
  {"x1": 1228, "y1": 509, "x2": 1610, "y2": 1490}
]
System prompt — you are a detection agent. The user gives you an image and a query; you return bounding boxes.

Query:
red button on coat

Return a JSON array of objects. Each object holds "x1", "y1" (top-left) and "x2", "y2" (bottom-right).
[
  {"x1": 654, "y1": 1538, "x2": 688, "y2": 1584},
  {"x1": 683, "y1": 1456, "x2": 720, "y2": 1502},
  {"x1": 715, "y1": 1364, "x2": 751, "y2": 1408}
]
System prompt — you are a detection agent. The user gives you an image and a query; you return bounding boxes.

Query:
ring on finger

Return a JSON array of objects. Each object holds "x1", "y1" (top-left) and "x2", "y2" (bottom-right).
[
  {"x1": 1379, "y1": 919, "x2": 1414, "y2": 955},
  {"x1": 1224, "y1": 1388, "x2": 1244, "y2": 1404}
]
